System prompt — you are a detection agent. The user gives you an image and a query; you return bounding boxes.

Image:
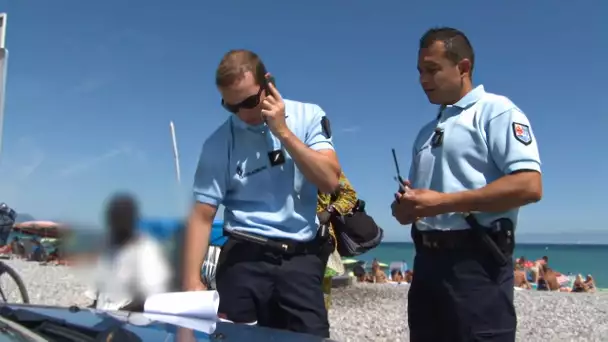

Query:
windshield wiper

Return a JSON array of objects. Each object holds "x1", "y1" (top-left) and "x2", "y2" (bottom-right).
[{"x1": 0, "y1": 306, "x2": 142, "y2": 342}]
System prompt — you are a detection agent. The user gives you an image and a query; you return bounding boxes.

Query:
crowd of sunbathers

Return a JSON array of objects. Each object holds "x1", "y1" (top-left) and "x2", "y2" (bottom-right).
[
  {"x1": 348, "y1": 255, "x2": 597, "y2": 292},
  {"x1": 514, "y1": 255, "x2": 596, "y2": 293},
  {"x1": 352, "y1": 258, "x2": 413, "y2": 284},
  {"x1": 0, "y1": 236, "x2": 62, "y2": 264}
]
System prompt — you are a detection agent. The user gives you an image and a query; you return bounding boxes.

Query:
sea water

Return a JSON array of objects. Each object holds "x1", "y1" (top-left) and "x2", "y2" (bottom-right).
[{"x1": 357, "y1": 242, "x2": 608, "y2": 287}]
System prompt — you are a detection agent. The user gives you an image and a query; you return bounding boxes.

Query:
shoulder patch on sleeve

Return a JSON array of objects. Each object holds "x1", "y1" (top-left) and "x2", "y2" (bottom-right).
[
  {"x1": 321, "y1": 116, "x2": 332, "y2": 139},
  {"x1": 512, "y1": 122, "x2": 532, "y2": 146}
]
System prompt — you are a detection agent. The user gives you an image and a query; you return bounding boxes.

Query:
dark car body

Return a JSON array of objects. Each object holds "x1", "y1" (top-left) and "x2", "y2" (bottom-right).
[{"x1": 0, "y1": 304, "x2": 336, "y2": 342}]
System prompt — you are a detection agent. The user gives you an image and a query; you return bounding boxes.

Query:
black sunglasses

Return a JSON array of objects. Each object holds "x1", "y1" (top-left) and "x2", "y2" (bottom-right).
[{"x1": 221, "y1": 87, "x2": 265, "y2": 114}]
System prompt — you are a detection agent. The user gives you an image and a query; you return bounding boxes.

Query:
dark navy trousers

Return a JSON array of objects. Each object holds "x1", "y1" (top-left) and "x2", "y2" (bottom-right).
[
  {"x1": 408, "y1": 231, "x2": 517, "y2": 342},
  {"x1": 215, "y1": 238, "x2": 331, "y2": 338}
]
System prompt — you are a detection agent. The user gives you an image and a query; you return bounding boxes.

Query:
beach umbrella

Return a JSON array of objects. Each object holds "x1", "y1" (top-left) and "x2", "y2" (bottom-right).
[
  {"x1": 341, "y1": 258, "x2": 359, "y2": 265},
  {"x1": 12, "y1": 220, "x2": 65, "y2": 238}
]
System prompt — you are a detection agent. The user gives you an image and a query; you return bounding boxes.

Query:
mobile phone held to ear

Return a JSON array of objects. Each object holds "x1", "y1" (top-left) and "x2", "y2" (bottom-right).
[
  {"x1": 256, "y1": 65, "x2": 276, "y2": 95},
  {"x1": 264, "y1": 75, "x2": 276, "y2": 95}
]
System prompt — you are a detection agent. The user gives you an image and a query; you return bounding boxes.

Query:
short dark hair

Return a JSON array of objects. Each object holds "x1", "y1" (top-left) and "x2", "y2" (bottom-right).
[
  {"x1": 215, "y1": 49, "x2": 267, "y2": 87},
  {"x1": 420, "y1": 27, "x2": 475, "y2": 76},
  {"x1": 106, "y1": 193, "x2": 139, "y2": 228}
]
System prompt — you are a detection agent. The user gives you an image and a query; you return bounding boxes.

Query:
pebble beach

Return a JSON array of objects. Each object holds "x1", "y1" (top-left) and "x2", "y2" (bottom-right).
[{"x1": 4, "y1": 259, "x2": 608, "y2": 341}]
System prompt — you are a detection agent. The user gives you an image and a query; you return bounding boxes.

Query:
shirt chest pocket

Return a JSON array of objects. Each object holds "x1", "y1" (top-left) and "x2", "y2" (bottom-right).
[{"x1": 412, "y1": 144, "x2": 436, "y2": 190}]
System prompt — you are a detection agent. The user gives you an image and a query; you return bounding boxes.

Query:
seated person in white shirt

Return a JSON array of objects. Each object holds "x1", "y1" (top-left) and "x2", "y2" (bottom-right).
[{"x1": 89, "y1": 194, "x2": 171, "y2": 312}]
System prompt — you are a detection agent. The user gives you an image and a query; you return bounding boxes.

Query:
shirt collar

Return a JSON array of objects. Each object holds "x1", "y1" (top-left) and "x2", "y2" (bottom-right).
[
  {"x1": 437, "y1": 85, "x2": 485, "y2": 119},
  {"x1": 453, "y1": 84, "x2": 485, "y2": 109}
]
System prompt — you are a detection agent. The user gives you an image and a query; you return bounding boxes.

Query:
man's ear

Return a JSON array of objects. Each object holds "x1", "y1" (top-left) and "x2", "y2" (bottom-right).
[{"x1": 457, "y1": 59, "x2": 472, "y2": 78}]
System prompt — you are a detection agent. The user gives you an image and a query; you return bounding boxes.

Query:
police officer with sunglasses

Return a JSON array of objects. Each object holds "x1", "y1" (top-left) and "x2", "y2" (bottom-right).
[{"x1": 182, "y1": 49, "x2": 341, "y2": 338}]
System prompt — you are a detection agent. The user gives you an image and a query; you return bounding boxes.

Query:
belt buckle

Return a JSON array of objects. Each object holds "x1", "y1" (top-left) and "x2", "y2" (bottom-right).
[
  {"x1": 277, "y1": 241, "x2": 296, "y2": 254},
  {"x1": 281, "y1": 243, "x2": 295, "y2": 254}
]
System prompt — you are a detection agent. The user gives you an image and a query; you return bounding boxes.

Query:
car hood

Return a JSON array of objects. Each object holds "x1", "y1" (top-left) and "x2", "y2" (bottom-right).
[{"x1": 2, "y1": 304, "x2": 335, "y2": 342}]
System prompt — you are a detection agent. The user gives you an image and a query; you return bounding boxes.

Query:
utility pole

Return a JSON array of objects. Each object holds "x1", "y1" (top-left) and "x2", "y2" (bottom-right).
[{"x1": 0, "y1": 13, "x2": 8, "y2": 162}]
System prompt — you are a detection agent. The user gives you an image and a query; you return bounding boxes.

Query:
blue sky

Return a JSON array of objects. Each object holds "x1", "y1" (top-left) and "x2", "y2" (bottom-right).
[{"x1": 0, "y1": 1, "x2": 605, "y2": 242}]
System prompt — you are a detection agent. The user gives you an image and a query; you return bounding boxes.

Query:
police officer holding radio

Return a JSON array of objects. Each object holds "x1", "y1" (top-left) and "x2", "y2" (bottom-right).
[
  {"x1": 391, "y1": 27, "x2": 542, "y2": 342},
  {"x1": 182, "y1": 49, "x2": 340, "y2": 337}
]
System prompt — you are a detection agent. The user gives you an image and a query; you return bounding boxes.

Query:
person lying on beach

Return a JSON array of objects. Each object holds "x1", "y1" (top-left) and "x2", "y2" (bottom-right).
[
  {"x1": 514, "y1": 264, "x2": 531, "y2": 289},
  {"x1": 9, "y1": 237, "x2": 25, "y2": 258},
  {"x1": 28, "y1": 239, "x2": 47, "y2": 262},
  {"x1": 391, "y1": 269, "x2": 404, "y2": 283},
  {"x1": 571, "y1": 274, "x2": 589, "y2": 293},
  {"x1": 529, "y1": 260, "x2": 544, "y2": 283},
  {"x1": 537, "y1": 264, "x2": 560, "y2": 291},
  {"x1": 353, "y1": 264, "x2": 366, "y2": 282},
  {"x1": 585, "y1": 275, "x2": 596, "y2": 292},
  {"x1": 371, "y1": 262, "x2": 387, "y2": 284},
  {"x1": 404, "y1": 270, "x2": 413, "y2": 283}
]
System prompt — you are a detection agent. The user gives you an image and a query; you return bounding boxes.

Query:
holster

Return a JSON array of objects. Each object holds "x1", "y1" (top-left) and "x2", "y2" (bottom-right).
[{"x1": 464, "y1": 214, "x2": 514, "y2": 267}]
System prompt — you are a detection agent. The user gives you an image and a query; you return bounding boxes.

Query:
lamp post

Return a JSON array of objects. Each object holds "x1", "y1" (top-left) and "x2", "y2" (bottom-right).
[
  {"x1": 169, "y1": 120, "x2": 181, "y2": 185},
  {"x1": 0, "y1": 13, "x2": 8, "y2": 162}
]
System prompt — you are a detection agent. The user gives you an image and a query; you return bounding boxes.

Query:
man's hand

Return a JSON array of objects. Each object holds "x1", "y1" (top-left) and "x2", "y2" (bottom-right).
[
  {"x1": 391, "y1": 181, "x2": 449, "y2": 225},
  {"x1": 261, "y1": 75, "x2": 289, "y2": 137},
  {"x1": 391, "y1": 197, "x2": 417, "y2": 225},
  {"x1": 183, "y1": 278, "x2": 207, "y2": 292},
  {"x1": 176, "y1": 328, "x2": 197, "y2": 342}
]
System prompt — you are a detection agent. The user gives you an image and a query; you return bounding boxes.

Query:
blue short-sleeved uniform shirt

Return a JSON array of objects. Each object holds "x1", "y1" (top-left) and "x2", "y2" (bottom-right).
[
  {"x1": 409, "y1": 85, "x2": 541, "y2": 231},
  {"x1": 193, "y1": 99, "x2": 334, "y2": 242}
]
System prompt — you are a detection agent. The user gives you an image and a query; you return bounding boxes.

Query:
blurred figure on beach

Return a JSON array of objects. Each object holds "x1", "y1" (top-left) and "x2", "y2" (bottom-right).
[
  {"x1": 572, "y1": 274, "x2": 587, "y2": 292},
  {"x1": 28, "y1": 238, "x2": 47, "y2": 262},
  {"x1": 404, "y1": 270, "x2": 413, "y2": 283},
  {"x1": 567, "y1": 274, "x2": 596, "y2": 293},
  {"x1": 0, "y1": 203, "x2": 16, "y2": 244},
  {"x1": 353, "y1": 263, "x2": 366, "y2": 282},
  {"x1": 390, "y1": 269, "x2": 404, "y2": 283},
  {"x1": 537, "y1": 264, "x2": 560, "y2": 291},
  {"x1": 87, "y1": 193, "x2": 171, "y2": 312},
  {"x1": 9, "y1": 237, "x2": 25, "y2": 258},
  {"x1": 371, "y1": 258, "x2": 387, "y2": 283},
  {"x1": 514, "y1": 263, "x2": 531, "y2": 289},
  {"x1": 584, "y1": 275, "x2": 596, "y2": 292}
]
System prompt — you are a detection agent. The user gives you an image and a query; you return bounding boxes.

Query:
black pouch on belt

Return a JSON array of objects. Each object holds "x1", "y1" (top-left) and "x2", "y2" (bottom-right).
[
  {"x1": 490, "y1": 218, "x2": 515, "y2": 256},
  {"x1": 463, "y1": 214, "x2": 513, "y2": 267}
]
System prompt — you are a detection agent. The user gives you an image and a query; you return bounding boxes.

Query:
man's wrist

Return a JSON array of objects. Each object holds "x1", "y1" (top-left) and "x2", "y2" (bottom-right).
[
  {"x1": 182, "y1": 272, "x2": 202, "y2": 285},
  {"x1": 275, "y1": 126, "x2": 295, "y2": 142},
  {"x1": 440, "y1": 190, "x2": 475, "y2": 213}
]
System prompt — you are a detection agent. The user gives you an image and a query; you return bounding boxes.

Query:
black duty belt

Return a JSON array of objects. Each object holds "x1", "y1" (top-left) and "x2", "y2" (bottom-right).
[
  {"x1": 415, "y1": 215, "x2": 513, "y2": 267},
  {"x1": 419, "y1": 230, "x2": 474, "y2": 250},
  {"x1": 226, "y1": 229, "x2": 321, "y2": 255}
]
